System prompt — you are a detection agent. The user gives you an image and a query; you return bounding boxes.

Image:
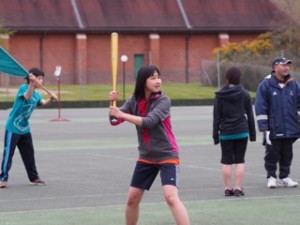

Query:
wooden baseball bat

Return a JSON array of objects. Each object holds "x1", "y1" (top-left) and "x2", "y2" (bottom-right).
[
  {"x1": 40, "y1": 84, "x2": 57, "y2": 101},
  {"x1": 32, "y1": 78, "x2": 57, "y2": 101},
  {"x1": 111, "y1": 32, "x2": 118, "y2": 107},
  {"x1": 110, "y1": 32, "x2": 119, "y2": 122}
]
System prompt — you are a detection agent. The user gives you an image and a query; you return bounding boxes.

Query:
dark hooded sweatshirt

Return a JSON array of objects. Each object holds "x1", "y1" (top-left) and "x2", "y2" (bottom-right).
[{"x1": 213, "y1": 85, "x2": 256, "y2": 145}]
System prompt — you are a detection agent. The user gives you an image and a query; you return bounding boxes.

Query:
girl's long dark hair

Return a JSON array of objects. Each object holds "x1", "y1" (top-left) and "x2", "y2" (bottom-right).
[{"x1": 133, "y1": 64, "x2": 160, "y2": 101}]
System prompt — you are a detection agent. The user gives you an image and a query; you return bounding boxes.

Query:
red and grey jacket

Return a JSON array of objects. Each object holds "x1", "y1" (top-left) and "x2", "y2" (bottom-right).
[{"x1": 111, "y1": 92, "x2": 179, "y2": 164}]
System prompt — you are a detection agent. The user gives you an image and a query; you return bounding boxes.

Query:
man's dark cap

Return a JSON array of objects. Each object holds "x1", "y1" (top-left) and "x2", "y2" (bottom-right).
[{"x1": 272, "y1": 56, "x2": 292, "y2": 68}]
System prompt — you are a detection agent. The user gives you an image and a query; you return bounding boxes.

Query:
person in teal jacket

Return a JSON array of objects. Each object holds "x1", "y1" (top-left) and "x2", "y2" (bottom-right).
[{"x1": 0, "y1": 68, "x2": 57, "y2": 189}]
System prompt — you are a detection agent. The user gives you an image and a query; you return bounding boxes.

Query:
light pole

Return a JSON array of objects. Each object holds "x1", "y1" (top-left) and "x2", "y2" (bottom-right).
[{"x1": 120, "y1": 55, "x2": 128, "y2": 101}]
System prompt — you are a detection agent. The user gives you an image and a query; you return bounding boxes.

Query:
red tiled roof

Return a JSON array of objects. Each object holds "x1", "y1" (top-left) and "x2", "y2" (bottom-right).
[
  {"x1": 0, "y1": 0, "x2": 287, "y2": 33},
  {"x1": 183, "y1": 0, "x2": 283, "y2": 31},
  {"x1": 77, "y1": 0, "x2": 186, "y2": 30},
  {"x1": 0, "y1": 0, "x2": 78, "y2": 30}
]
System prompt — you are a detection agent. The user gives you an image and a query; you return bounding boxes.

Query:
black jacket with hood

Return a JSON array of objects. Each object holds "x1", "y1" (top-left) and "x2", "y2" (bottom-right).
[{"x1": 213, "y1": 85, "x2": 256, "y2": 145}]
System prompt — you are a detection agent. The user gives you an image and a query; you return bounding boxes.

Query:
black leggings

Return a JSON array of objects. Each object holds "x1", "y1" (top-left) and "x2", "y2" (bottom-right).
[{"x1": 220, "y1": 138, "x2": 248, "y2": 165}]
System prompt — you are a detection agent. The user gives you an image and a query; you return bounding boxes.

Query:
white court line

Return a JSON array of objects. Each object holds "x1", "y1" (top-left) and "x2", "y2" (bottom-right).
[
  {"x1": 0, "y1": 192, "x2": 128, "y2": 204},
  {"x1": 0, "y1": 194, "x2": 299, "y2": 215},
  {"x1": 0, "y1": 185, "x2": 285, "y2": 204},
  {"x1": 184, "y1": 164, "x2": 268, "y2": 178}
]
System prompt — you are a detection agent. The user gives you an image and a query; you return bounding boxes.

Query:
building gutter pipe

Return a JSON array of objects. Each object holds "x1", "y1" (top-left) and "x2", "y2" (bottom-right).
[
  {"x1": 177, "y1": 0, "x2": 192, "y2": 83},
  {"x1": 71, "y1": 0, "x2": 85, "y2": 29}
]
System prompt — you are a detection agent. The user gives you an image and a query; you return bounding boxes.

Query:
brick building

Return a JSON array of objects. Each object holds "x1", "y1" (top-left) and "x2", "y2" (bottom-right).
[{"x1": 0, "y1": 0, "x2": 286, "y2": 86}]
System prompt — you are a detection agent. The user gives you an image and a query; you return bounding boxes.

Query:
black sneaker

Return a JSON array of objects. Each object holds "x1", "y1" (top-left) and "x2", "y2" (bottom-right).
[
  {"x1": 30, "y1": 178, "x2": 46, "y2": 186},
  {"x1": 224, "y1": 189, "x2": 234, "y2": 196},
  {"x1": 233, "y1": 189, "x2": 245, "y2": 197}
]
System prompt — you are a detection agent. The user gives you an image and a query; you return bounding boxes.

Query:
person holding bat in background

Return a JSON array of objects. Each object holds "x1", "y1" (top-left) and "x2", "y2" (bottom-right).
[
  {"x1": 109, "y1": 64, "x2": 190, "y2": 225},
  {"x1": 0, "y1": 68, "x2": 57, "y2": 189}
]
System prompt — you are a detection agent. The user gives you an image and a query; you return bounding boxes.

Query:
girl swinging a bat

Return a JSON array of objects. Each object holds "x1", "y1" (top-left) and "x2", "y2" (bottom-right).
[
  {"x1": 109, "y1": 64, "x2": 190, "y2": 225},
  {"x1": 0, "y1": 68, "x2": 57, "y2": 189}
]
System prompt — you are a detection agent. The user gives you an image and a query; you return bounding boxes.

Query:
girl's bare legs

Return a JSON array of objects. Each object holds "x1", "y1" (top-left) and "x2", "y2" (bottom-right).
[
  {"x1": 234, "y1": 163, "x2": 245, "y2": 190},
  {"x1": 162, "y1": 185, "x2": 190, "y2": 225},
  {"x1": 125, "y1": 187, "x2": 144, "y2": 225},
  {"x1": 222, "y1": 164, "x2": 232, "y2": 190}
]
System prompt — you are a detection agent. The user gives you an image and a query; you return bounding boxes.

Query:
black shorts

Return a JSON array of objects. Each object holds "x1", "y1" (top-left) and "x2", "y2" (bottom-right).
[
  {"x1": 130, "y1": 162, "x2": 179, "y2": 190},
  {"x1": 220, "y1": 138, "x2": 248, "y2": 164}
]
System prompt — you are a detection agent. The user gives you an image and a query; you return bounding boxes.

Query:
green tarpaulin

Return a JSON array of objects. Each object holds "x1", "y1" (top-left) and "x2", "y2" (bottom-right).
[{"x1": 0, "y1": 46, "x2": 29, "y2": 77}]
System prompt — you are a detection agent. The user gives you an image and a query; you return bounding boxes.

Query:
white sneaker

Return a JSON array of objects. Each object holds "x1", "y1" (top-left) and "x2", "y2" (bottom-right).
[
  {"x1": 267, "y1": 176, "x2": 277, "y2": 188},
  {"x1": 278, "y1": 177, "x2": 298, "y2": 187}
]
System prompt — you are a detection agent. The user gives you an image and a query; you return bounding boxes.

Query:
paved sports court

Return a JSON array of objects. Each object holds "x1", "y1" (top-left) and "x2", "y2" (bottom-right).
[{"x1": 0, "y1": 106, "x2": 299, "y2": 225}]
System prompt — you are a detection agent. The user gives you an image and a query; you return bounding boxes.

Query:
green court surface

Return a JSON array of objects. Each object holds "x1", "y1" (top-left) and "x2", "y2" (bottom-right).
[
  {"x1": 0, "y1": 106, "x2": 299, "y2": 225},
  {"x1": 1, "y1": 196, "x2": 300, "y2": 225}
]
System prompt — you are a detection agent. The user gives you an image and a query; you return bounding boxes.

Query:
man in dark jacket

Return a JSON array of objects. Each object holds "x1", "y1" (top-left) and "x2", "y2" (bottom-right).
[{"x1": 255, "y1": 56, "x2": 300, "y2": 188}]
